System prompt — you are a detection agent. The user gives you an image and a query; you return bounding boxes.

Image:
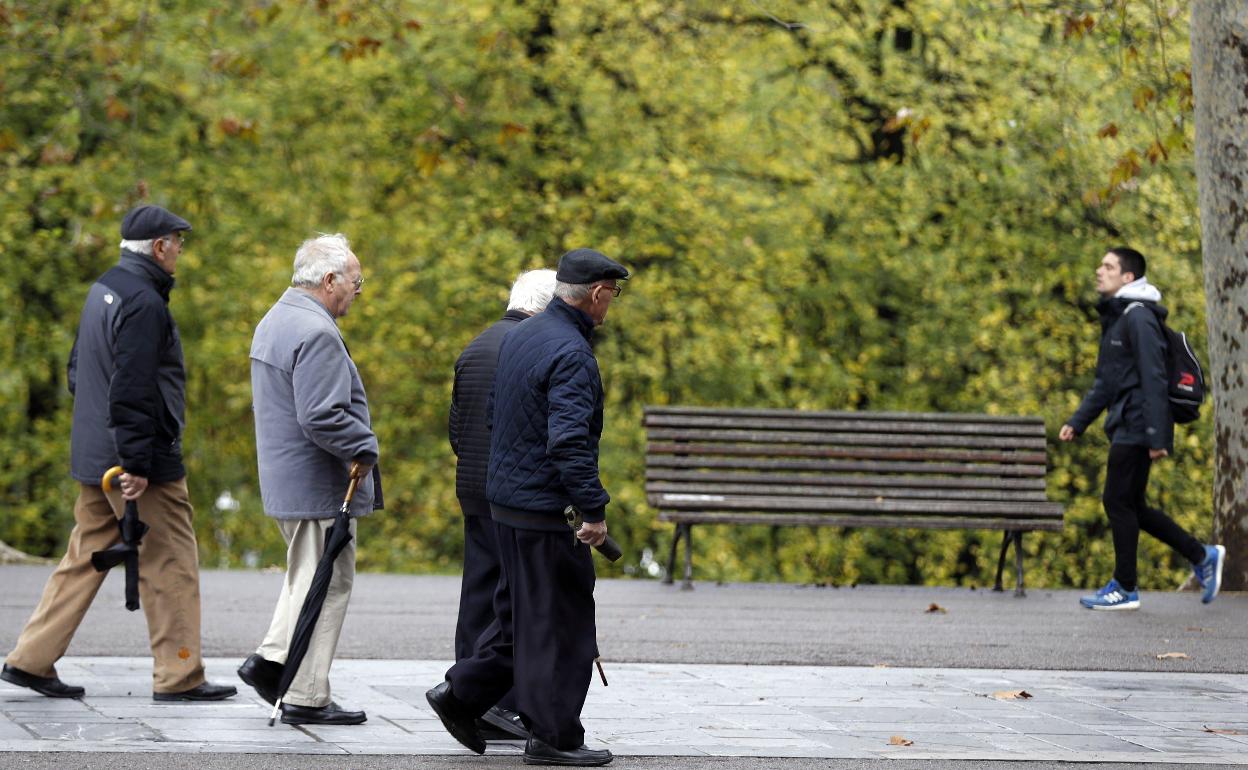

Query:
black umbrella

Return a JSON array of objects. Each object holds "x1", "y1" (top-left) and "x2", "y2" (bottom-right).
[
  {"x1": 268, "y1": 463, "x2": 363, "y2": 726},
  {"x1": 91, "y1": 465, "x2": 149, "y2": 611}
]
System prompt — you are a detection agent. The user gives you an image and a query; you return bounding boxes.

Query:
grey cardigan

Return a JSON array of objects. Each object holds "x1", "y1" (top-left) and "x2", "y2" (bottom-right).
[{"x1": 251, "y1": 288, "x2": 379, "y2": 519}]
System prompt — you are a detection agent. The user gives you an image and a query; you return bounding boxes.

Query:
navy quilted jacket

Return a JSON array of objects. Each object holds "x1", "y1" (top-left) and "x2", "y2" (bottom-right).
[{"x1": 486, "y1": 297, "x2": 610, "y2": 529}]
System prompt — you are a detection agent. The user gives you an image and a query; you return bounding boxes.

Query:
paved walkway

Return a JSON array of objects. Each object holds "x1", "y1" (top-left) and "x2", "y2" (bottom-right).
[{"x1": 1, "y1": 657, "x2": 1245, "y2": 763}]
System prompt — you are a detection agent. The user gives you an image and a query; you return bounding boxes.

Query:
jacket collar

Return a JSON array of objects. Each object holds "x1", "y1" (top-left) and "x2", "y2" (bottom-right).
[
  {"x1": 117, "y1": 249, "x2": 175, "y2": 299},
  {"x1": 502, "y1": 309, "x2": 531, "y2": 323},
  {"x1": 279, "y1": 287, "x2": 337, "y2": 324},
  {"x1": 547, "y1": 296, "x2": 594, "y2": 340}
]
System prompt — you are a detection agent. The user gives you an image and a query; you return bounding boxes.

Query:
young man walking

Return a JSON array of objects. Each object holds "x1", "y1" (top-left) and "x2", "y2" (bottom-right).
[{"x1": 1060, "y1": 246, "x2": 1225, "y2": 610}]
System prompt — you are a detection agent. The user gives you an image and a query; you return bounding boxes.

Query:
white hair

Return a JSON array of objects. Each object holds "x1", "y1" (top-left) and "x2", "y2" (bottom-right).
[
  {"x1": 292, "y1": 233, "x2": 353, "y2": 288},
  {"x1": 119, "y1": 238, "x2": 156, "y2": 255},
  {"x1": 554, "y1": 281, "x2": 593, "y2": 302},
  {"x1": 508, "y1": 269, "x2": 557, "y2": 314}
]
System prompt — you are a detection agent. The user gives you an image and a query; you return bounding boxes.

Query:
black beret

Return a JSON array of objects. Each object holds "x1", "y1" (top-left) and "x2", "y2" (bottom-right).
[
  {"x1": 555, "y1": 248, "x2": 629, "y2": 284},
  {"x1": 120, "y1": 204, "x2": 192, "y2": 240}
]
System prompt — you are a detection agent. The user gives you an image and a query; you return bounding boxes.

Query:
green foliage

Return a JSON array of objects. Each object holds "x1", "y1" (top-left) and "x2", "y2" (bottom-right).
[{"x1": 0, "y1": 0, "x2": 1212, "y2": 589}]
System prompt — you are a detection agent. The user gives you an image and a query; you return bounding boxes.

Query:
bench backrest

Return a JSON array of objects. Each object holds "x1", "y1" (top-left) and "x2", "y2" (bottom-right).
[{"x1": 643, "y1": 406, "x2": 1063, "y2": 531}]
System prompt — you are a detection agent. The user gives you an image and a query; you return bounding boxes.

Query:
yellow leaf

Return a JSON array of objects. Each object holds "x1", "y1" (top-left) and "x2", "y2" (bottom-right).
[
  {"x1": 992, "y1": 690, "x2": 1033, "y2": 700},
  {"x1": 1156, "y1": 652, "x2": 1189, "y2": 660},
  {"x1": 889, "y1": 735, "x2": 914, "y2": 746}
]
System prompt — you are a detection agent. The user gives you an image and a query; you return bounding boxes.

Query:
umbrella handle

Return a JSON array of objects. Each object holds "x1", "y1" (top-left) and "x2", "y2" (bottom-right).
[
  {"x1": 102, "y1": 465, "x2": 124, "y2": 492},
  {"x1": 344, "y1": 461, "x2": 365, "y2": 504}
]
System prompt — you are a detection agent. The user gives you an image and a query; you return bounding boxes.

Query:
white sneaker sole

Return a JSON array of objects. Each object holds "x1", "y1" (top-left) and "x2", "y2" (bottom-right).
[{"x1": 1093, "y1": 596, "x2": 1143, "y2": 609}]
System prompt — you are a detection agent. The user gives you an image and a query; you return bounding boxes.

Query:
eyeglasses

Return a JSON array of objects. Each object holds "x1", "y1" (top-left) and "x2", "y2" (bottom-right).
[
  {"x1": 603, "y1": 283, "x2": 622, "y2": 298},
  {"x1": 352, "y1": 275, "x2": 364, "y2": 290}
]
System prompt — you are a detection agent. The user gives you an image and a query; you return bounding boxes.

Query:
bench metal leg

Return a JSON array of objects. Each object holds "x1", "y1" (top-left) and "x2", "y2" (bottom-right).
[
  {"x1": 993, "y1": 530, "x2": 1012, "y2": 592},
  {"x1": 663, "y1": 523, "x2": 683, "y2": 585},
  {"x1": 1013, "y1": 530, "x2": 1026, "y2": 598},
  {"x1": 681, "y1": 523, "x2": 694, "y2": 591}
]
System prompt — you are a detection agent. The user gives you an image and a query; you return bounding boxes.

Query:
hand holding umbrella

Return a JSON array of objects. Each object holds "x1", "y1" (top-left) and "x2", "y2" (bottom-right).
[
  {"x1": 268, "y1": 461, "x2": 364, "y2": 726},
  {"x1": 91, "y1": 465, "x2": 149, "y2": 611}
]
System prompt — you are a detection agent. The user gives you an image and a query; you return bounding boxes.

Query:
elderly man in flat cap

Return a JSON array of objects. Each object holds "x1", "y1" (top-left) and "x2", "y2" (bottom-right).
[
  {"x1": 427, "y1": 248, "x2": 627, "y2": 767},
  {"x1": 2, "y1": 204, "x2": 237, "y2": 702}
]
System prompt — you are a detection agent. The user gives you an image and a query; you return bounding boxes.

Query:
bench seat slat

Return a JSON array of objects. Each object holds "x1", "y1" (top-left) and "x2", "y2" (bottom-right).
[
  {"x1": 647, "y1": 442, "x2": 1046, "y2": 465},
  {"x1": 653, "y1": 493, "x2": 1062, "y2": 518},
  {"x1": 645, "y1": 427, "x2": 1047, "y2": 450},
  {"x1": 645, "y1": 469, "x2": 1047, "y2": 491},
  {"x1": 657, "y1": 511, "x2": 1065, "y2": 532},
  {"x1": 646, "y1": 481, "x2": 1050, "y2": 502},
  {"x1": 648, "y1": 455, "x2": 1046, "y2": 477}
]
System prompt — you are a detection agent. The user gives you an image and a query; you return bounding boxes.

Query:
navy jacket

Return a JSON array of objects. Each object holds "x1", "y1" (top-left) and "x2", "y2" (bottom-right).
[
  {"x1": 486, "y1": 297, "x2": 610, "y2": 530},
  {"x1": 1068, "y1": 296, "x2": 1173, "y2": 452},
  {"x1": 68, "y1": 251, "x2": 187, "y2": 484},
  {"x1": 449, "y1": 309, "x2": 528, "y2": 510}
]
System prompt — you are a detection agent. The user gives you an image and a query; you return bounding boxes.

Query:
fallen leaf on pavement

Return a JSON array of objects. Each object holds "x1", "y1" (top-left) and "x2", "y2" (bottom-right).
[
  {"x1": 925, "y1": 603, "x2": 947, "y2": 614},
  {"x1": 1156, "y1": 652, "x2": 1190, "y2": 660},
  {"x1": 1203, "y1": 726, "x2": 1244, "y2": 735},
  {"x1": 1185, "y1": 627, "x2": 1213, "y2": 633},
  {"x1": 992, "y1": 690, "x2": 1033, "y2": 700},
  {"x1": 889, "y1": 735, "x2": 914, "y2": 746}
]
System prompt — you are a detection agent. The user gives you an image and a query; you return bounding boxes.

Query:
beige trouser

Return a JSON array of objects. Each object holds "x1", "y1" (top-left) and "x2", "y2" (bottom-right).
[
  {"x1": 6, "y1": 479, "x2": 206, "y2": 694},
  {"x1": 257, "y1": 517, "x2": 356, "y2": 708}
]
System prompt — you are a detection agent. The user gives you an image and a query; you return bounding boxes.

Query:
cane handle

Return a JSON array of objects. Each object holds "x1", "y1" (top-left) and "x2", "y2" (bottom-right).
[{"x1": 102, "y1": 466, "x2": 125, "y2": 492}]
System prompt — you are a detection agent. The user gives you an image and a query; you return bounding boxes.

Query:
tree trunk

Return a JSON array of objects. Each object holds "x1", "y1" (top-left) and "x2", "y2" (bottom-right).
[{"x1": 1192, "y1": 2, "x2": 1248, "y2": 591}]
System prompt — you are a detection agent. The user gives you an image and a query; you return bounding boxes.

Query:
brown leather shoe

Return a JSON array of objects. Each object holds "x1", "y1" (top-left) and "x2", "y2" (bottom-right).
[{"x1": 1, "y1": 664, "x2": 84, "y2": 699}]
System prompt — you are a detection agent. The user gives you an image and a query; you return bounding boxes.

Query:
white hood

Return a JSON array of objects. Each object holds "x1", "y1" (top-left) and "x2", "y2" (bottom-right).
[{"x1": 1115, "y1": 277, "x2": 1162, "y2": 303}]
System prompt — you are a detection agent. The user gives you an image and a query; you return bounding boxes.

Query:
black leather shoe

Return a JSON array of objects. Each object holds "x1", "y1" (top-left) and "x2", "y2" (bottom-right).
[
  {"x1": 524, "y1": 736, "x2": 613, "y2": 766},
  {"x1": 153, "y1": 681, "x2": 238, "y2": 701},
  {"x1": 280, "y1": 701, "x2": 366, "y2": 725},
  {"x1": 1, "y1": 664, "x2": 84, "y2": 699},
  {"x1": 237, "y1": 653, "x2": 284, "y2": 705},
  {"x1": 425, "y1": 680, "x2": 485, "y2": 754},
  {"x1": 477, "y1": 704, "x2": 529, "y2": 740}
]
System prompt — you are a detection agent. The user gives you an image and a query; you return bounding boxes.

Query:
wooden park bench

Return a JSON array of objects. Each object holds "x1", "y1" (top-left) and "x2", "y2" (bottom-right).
[{"x1": 643, "y1": 406, "x2": 1064, "y2": 595}]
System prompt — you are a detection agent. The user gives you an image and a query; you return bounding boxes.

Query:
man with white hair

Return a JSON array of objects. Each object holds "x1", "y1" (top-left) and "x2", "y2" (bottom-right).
[
  {"x1": 236, "y1": 234, "x2": 380, "y2": 725},
  {"x1": 447, "y1": 269, "x2": 556, "y2": 741},
  {"x1": 3, "y1": 204, "x2": 236, "y2": 702}
]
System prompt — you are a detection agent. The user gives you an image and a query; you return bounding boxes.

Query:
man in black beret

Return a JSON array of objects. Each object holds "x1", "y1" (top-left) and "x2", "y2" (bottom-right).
[
  {"x1": 427, "y1": 249, "x2": 626, "y2": 767},
  {"x1": 3, "y1": 204, "x2": 236, "y2": 703}
]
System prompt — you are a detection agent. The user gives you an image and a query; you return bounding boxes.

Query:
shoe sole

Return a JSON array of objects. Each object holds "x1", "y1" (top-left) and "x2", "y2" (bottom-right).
[
  {"x1": 522, "y1": 754, "x2": 613, "y2": 767},
  {"x1": 237, "y1": 667, "x2": 278, "y2": 705},
  {"x1": 281, "y1": 715, "x2": 366, "y2": 726},
  {"x1": 426, "y1": 690, "x2": 485, "y2": 755},
  {"x1": 0, "y1": 671, "x2": 83, "y2": 699},
  {"x1": 1088, "y1": 601, "x2": 1140, "y2": 611},
  {"x1": 152, "y1": 690, "x2": 237, "y2": 702},
  {"x1": 1203, "y1": 545, "x2": 1226, "y2": 604}
]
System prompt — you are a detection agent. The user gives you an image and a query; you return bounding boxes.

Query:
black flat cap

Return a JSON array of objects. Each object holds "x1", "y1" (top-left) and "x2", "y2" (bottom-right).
[
  {"x1": 556, "y1": 248, "x2": 629, "y2": 284},
  {"x1": 120, "y1": 204, "x2": 192, "y2": 240}
]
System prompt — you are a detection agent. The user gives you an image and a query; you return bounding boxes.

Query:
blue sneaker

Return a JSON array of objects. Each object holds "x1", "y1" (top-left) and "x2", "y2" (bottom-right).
[
  {"x1": 1079, "y1": 578, "x2": 1140, "y2": 611},
  {"x1": 1193, "y1": 545, "x2": 1226, "y2": 604}
]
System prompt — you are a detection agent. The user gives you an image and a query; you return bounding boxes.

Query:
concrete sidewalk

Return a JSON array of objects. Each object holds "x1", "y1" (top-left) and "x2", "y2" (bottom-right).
[
  {"x1": 0, "y1": 658, "x2": 1245, "y2": 763},
  {"x1": 0, "y1": 566, "x2": 1245, "y2": 764}
]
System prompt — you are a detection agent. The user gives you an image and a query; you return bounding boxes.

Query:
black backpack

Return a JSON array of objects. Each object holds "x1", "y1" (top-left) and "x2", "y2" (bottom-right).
[{"x1": 1126, "y1": 302, "x2": 1205, "y2": 424}]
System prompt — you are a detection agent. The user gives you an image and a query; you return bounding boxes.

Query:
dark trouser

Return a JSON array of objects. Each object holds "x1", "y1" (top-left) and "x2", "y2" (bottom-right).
[
  {"x1": 454, "y1": 501, "x2": 514, "y2": 710},
  {"x1": 448, "y1": 522, "x2": 598, "y2": 750},
  {"x1": 1103, "y1": 443, "x2": 1205, "y2": 590}
]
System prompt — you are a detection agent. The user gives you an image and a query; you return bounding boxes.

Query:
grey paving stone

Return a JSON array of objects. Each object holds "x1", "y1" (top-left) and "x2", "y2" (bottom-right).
[{"x1": 23, "y1": 722, "x2": 159, "y2": 741}]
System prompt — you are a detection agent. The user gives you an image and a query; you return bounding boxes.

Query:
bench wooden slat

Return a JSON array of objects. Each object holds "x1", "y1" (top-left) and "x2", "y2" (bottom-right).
[
  {"x1": 647, "y1": 442, "x2": 1046, "y2": 465},
  {"x1": 645, "y1": 481, "x2": 1050, "y2": 502},
  {"x1": 653, "y1": 493, "x2": 1063, "y2": 518},
  {"x1": 657, "y1": 511, "x2": 1065, "y2": 532},
  {"x1": 645, "y1": 468, "x2": 1047, "y2": 491},
  {"x1": 648, "y1": 455, "x2": 1046, "y2": 477},
  {"x1": 645, "y1": 427, "x2": 1047, "y2": 450},
  {"x1": 645, "y1": 405, "x2": 1043, "y2": 425},
  {"x1": 644, "y1": 414, "x2": 1043, "y2": 437}
]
